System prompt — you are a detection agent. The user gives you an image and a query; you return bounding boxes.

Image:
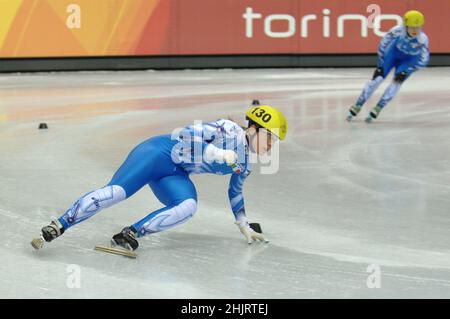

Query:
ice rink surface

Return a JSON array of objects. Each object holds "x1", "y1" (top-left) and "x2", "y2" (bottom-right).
[{"x1": 1, "y1": 67, "x2": 450, "y2": 298}]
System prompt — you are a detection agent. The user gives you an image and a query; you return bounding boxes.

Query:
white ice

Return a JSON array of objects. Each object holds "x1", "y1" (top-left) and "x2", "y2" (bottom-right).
[{"x1": 1, "y1": 67, "x2": 450, "y2": 298}]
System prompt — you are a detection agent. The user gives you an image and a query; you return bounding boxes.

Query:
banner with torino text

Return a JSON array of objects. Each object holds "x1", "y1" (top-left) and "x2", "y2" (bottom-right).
[{"x1": 0, "y1": 0, "x2": 449, "y2": 58}]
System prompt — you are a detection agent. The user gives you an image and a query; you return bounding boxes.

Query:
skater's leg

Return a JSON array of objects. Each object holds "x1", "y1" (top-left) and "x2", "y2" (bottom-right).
[
  {"x1": 368, "y1": 58, "x2": 417, "y2": 120},
  {"x1": 41, "y1": 136, "x2": 178, "y2": 243},
  {"x1": 60, "y1": 136, "x2": 179, "y2": 228},
  {"x1": 58, "y1": 185, "x2": 127, "y2": 229},
  {"x1": 376, "y1": 78, "x2": 403, "y2": 108},
  {"x1": 33, "y1": 183, "x2": 130, "y2": 248},
  {"x1": 347, "y1": 48, "x2": 396, "y2": 121},
  {"x1": 348, "y1": 50, "x2": 396, "y2": 120},
  {"x1": 131, "y1": 173, "x2": 198, "y2": 237},
  {"x1": 355, "y1": 51, "x2": 396, "y2": 106},
  {"x1": 354, "y1": 69, "x2": 385, "y2": 108},
  {"x1": 107, "y1": 135, "x2": 179, "y2": 198},
  {"x1": 110, "y1": 173, "x2": 197, "y2": 251},
  {"x1": 58, "y1": 157, "x2": 157, "y2": 230},
  {"x1": 347, "y1": 71, "x2": 385, "y2": 121}
]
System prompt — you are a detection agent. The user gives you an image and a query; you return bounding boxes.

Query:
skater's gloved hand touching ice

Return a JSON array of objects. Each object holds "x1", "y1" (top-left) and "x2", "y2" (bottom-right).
[{"x1": 235, "y1": 217, "x2": 268, "y2": 244}]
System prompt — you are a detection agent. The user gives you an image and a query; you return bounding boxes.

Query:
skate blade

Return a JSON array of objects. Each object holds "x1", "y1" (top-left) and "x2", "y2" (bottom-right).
[
  {"x1": 94, "y1": 245, "x2": 137, "y2": 258},
  {"x1": 365, "y1": 117, "x2": 373, "y2": 123},
  {"x1": 31, "y1": 237, "x2": 45, "y2": 250},
  {"x1": 346, "y1": 115, "x2": 353, "y2": 122}
]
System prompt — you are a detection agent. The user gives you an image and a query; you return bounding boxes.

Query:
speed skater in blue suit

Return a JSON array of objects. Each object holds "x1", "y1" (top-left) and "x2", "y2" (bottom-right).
[
  {"x1": 31, "y1": 104, "x2": 288, "y2": 252},
  {"x1": 347, "y1": 10, "x2": 430, "y2": 122}
]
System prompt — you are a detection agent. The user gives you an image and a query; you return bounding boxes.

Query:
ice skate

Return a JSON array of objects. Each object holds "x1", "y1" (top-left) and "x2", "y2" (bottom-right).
[
  {"x1": 347, "y1": 105, "x2": 362, "y2": 121},
  {"x1": 94, "y1": 226, "x2": 139, "y2": 258},
  {"x1": 111, "y1": 226, "x2": 139, "y2": 251},
  {"x1": 365, "y1": 105, "x2": 382, "y2": 123},
  {"x1": 94, "y1": 245, "x2": 137, "y2": 258},
  {"x1": 31, "y1": 220, "x2": 65, "y2": 250}
]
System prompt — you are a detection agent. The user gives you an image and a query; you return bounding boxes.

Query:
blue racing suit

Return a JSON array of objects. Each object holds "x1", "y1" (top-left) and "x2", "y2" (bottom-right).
[
  {"x1": 58, "y1": 119, "x2": 251, "y2": 237},
  {"x1": 356, "y1": 25, "x2": 430, "y2": 109}
]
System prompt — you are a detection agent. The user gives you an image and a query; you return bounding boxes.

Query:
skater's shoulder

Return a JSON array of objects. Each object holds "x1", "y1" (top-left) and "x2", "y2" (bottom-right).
[
  {"x1": 417, "y1": 32, "x2": 429, "y2": 45},
  {"x1": 216, "y1": 118, "x2": 242, "y2": 127},
  {"x1": 389, "y1": 25, "x2": 404, "y2": 35},
  {"x1": 215, "y1": 118, "x2": 246, "y2": 135}
]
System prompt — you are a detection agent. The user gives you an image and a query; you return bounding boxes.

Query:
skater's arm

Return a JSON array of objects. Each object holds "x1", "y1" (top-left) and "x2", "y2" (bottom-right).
[
  {"x1": 177, "y1": 123, "x2": 215, "y2": 153},
  {"x1": 178, "y1": 119, "x2": 242, "y2": 163},
  {"x1": 228, "y1": 171, "x2": 249, "y2": 221},
  {"x1": 378, "y1": 26, "x2": 401, "y2": 62},
  {"x1": 406, "y1": 35, "x2": 430, "y2": 74},
  {"x1": 416, "y1": 35, "x2": 430, "y2": 70},
  {"x1": 229, "y1": 172, "x2": 269, "y2": 244},
  {"x1": 204, "y1": 143, "x2": 237, "y2": 165}
]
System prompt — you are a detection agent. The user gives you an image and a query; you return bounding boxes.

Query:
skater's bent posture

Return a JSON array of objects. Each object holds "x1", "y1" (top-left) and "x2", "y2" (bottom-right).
[
  {"x1": 347, "y1": 10, "x2": 429, "y2": 122},
  {"x1": 32, "y1": 105, "x2": 288, "y2": 251}
]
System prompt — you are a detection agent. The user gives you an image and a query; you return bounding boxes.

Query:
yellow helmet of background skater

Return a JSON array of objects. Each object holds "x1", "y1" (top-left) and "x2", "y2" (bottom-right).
[
  {"x1": 403, "y1": 10, "x2": 425, "y2": 27},
  {"x1": 246, "y1": 105, "x2": 288, "y2": 140}
]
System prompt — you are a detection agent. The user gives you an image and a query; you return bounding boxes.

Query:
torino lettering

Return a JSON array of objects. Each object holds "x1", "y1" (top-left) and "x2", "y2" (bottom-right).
[{"x1": 243, "y1": 7, "x2": 402, "y2": 39}]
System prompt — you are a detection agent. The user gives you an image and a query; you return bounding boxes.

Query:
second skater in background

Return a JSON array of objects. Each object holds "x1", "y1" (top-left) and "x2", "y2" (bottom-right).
[{"x1": 347, "y1": 10, "x2": 430, "y2": 122}]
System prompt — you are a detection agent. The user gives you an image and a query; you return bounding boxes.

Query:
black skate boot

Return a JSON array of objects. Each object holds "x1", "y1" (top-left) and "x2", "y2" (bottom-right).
[
  {"x1": 347, "y1": 104, "x2": 362, "y2": 121},
  {"x1": 111, "y1": 226, "x2": 139, "y2": 251},
  {"x1": 365, "y1": 105, "x2": 382, "y2": 123},
  {"x1": 31, "y1": 220, "x2": 65, "y2": 250}
]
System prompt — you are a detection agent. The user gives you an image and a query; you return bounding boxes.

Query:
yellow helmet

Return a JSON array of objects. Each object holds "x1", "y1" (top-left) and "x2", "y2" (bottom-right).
[
  {"x1": 246, "y1": 105, "x2": 288, "y2": 140},
  {"x1": 403, "y1": 10, "x2": 425, "y2": 27}
]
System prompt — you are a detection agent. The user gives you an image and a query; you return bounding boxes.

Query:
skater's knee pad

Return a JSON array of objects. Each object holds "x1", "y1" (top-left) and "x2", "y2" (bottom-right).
[
  {"x1": 394, "y1": 72, "x2": 407, "y2": 83},
  {"x1": 140, "y1": 198, "x2": 197, "y2": 234},
  {"x1": 78, "y1": 185, "x2": 126, "y2": 213},
  {"x1": 172, "y1": 198, "x2": 197, "y2": 220},
  {"x1": 372, "y1": 68, "x2": 385, "y2": 80}
]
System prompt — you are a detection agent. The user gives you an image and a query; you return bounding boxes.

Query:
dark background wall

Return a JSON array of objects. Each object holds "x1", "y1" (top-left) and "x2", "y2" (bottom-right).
[{"x1": 1, "y1": 54, "x2": 449, "y2": 73}]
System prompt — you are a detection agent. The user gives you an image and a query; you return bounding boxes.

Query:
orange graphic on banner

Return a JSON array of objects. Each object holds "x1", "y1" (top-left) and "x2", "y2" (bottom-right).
[{"x1": 0, "y1": 0, "x2": 162, "y2": 57}]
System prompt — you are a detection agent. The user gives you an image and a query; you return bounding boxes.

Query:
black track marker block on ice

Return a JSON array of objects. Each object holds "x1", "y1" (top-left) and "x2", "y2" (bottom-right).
[
  {"x1": 252, "y1": 99, "x2": 260, "y2": 106},
  {"x1": 249, "y1": 223, "x2": 262, "y2": 233},
  {"x1": 39, "y1": 123, "x2": 48, "y2": 129}
]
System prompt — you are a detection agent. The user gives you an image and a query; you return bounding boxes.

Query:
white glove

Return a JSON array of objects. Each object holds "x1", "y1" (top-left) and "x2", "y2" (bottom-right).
[
  {"x1": 222, "y1": 150, "x2": 238, "y2": 166},
  {"x1": 235, "y1": 217, "x2": 269, "y2": 244},
  {"x1": 204, "y1": 144, "x2": 238, "y2": 166}
]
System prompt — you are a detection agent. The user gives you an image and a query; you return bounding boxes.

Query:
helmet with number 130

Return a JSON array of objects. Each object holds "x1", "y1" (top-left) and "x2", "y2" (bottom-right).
[{"x1": 246, "y1": 105, "x2": 288, "y2": 140}]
